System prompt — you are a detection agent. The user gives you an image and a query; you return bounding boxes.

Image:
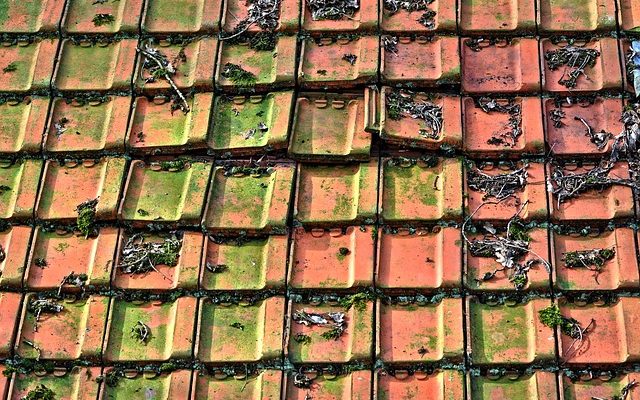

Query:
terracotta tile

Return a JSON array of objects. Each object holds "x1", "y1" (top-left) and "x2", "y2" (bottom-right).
[
  {"x1": 560, "y1": 371, "x2": 640, "y2": 400},
  {"x1": 461, "y1": 38, "x2": 541, "y2": 94},
  {"x1": 544, "y1": 97, "x2": 624, "y2": 157},
  {"x1": 112, "y1": 231, "x2": 202, "y2": 291},
  {"x1": 541, "y1": 38, "x2": 622, "y2": 93},
  {"x1": 286, "y1": 300, "x2": 373, "y2": 363},
  {"x1": 380, "y1": 0, "x2": 456, "y2": 33},
  {"x1": 289, "y1": 92, "x2": 372, "y2": 161},
  {"x1": 465, "y1": 228, "x2": 551, "y2": 292},
  {"x1": 0, "y1": 39, "x2": 58, "y2": 93},
  {"x1": 465, "y1": 162, "x2": 548, "y2": 221},
  {"x1": 24, "y1": 227, "x2": 117, "y2": 291},
  {"x1": 299, "y1": 36, "x2": 378, "y2": 89},
  {"x1": 376, "y1": 227, "x2": 462, "y2": 291},
  {"x1": 380, "y1": 88, "x2": 462, "y2": 150},
  {"x1": 36, "y1": 158, "x2": 126, "y2": 222},
  {"x1": 62, "y1": 0, "x2": 143, "y2": 34},
  {"x1": 462, "y1": 97, "x2": 545, "y2": 157},
  {"x1": 201, "y1": 235, "x2": 287, "y2": 291},
  {"x1": 8, "y1": 367, "x2": 102, "y2": 400},
  {"x1": 192, "y1": 370, "x2": 283, "y2": 399},
  {"x1": 467, "y1": 297, "x2": 556, "y2": 365},
  {"x1": 221, "y1": 0, "x2": 299, "y2": 33},
  {"x1": 459, "y1": 0, "x2": 536, "y2": 34},
  {"x1": 558, "y1": 297, "x2": 640, "y2": 365},
  {"x1": 0, "y1": 292, "x2": 22, "y2": 358},
  {"x1": 208, "y1": 91, "x2": 294, "y2": 156},
  {"x1": 538, "y1": 0, "x2": 617, "y2": 33},
  {"x1": 547, "y1": 162, "x2": 635, "y2": 222},
  {"x1": 100, "y1": 369, "x2": 192, "y2": 400},
  {"x1": 467, "y1": 371, "x2": 558, "y2": 400},
  {"x1": 381, "y1": 36, "x2": 459, "y2": 87},
  {"x1": 380, "y1": 157, "x2": 463, "y2": 223},
  {"x1": 294, "y1": 161, "x2": 378, "y2": 226},
  {"x1": 377, "y1": 298, "x2": 463, "y2": 362},
  {"x1": 0, "y1": 366, "x2": 6, "y2": 398},
  {"x1": 0, "y1": 0, "x2": 65, "y2": 33},
  {"x1": 196, "y1": 296, "x2": 285, "y2": 363},
  {"x1": 135, "y1": 38, "x2": 217, "y2": 94},
  {"x1": 374, "y1": 370, "x2": 465, "y2": 400},
  {"x1": 44, "y1": 96, "x2": 129, "y2": 154},
  {"x1": 204, "y1": 163, "x2": 294, "y2": 233},
  {"x1": 620, "y1": 0, "x2": 640, "y2": 32},
  {"x1": 216, "y1": 36, "x2": 297, "y2": 92},
  {"x1": 0, "y1": 97, "x2": 48, "y2": 154},
  {"x1": 142, "y1": 0, "x2": 222, "y2": 34},
  {"x1": 552, "y1": 228, "x2": 639, "y2": 291},
  {"x1": 127, "y1": 93, "x2": 211, "y2": 154},
  {"x1": 0, "y1": 225, "x2": 31, "y2": 289},
  {"x1": 284, "y1": 371, "x2": 372, "y2": 400},
  {"x1": 16, "y1": 294, "x2": 109, "y2": 360},
  {"x1": 301, "y1": 0, "x2": 378, "y2": 32},
  {"x1": 104, "y1": 297, "x2": 197, "y2": 362},
  {"x1": 54, "y1": 39, "x2": 136, "y2": 92},
  {"x1": 0, "y1": 159, "x2": 42, "y2": 221},
  {"x1": 119, "y1": 160, "x2": 212, "y2": 226},
  {"x1": 289, "y1": 226, "x2": 374, "y2": 290}
]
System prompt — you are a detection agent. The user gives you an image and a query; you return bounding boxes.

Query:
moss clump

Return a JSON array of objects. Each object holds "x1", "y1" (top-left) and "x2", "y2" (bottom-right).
[
  {"x1": 76, "y1": 198, "x2": 98, "y2": 237},
  {"x1": 221, "y1": 63, "x2": 256, "y2": 88},
  {"x1": 159, "y1": 160, "x2": 185, "y2": 171},
  {"x1": 294, "y1": 333, "x2": 311, "y2": 345},
  {"x1": 539, "y1": 304, "x2": 580, "y2": 339},
  {"x1": 249, "y1": 32, "x2": 277, "y2": 51},
  {"x1": 230, "y1": 322, "x2": 244, "y2": 330},
  {"x1": 92, "y1": 13, "x2": 115, "y2": 26},
  {"x1": 507, "y1": 219, "x2": 531, "y2": 243},
  {"x1": 320, "y1": 327, "x2": 343, "y2": 341},
  {"x1": 564, "y1": 248, "x2": 615, "y2": 269},
  {"x1": 339, "y1": 292, "x2": 374, "y2": 311},
  {"x1": 22, "y1": 384, "x2": 55, "y2": 400},
  {"x1": 2, "y1": 63, "x2": 17, "y2": 73}
]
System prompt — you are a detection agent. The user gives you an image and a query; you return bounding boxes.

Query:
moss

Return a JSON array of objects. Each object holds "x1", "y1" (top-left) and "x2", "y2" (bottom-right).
[
  {"x1": 339, "y1": 292, "x2": 373, "y2": 311},
  {"x1": 337, "y1": 247, "x2": 350, "y2": 261},
  {"x1": 294, "y1": 333, "x2": 311, "y2": 345},
  {"x1": 22, "y1": 383, "x2": 55, "y2": 400},
  {"x1": 221, "y1": 63, "x2": 256, "y2": 88},
  {"x1": 539, "y1": 304, "x2": 579, "y2": 338},
  {"x1": 76, "y1": 198, "x2": 98, "y2": 237},
  {"x1": 92, "y1": 13, "x2": 115, "y2": 26}
]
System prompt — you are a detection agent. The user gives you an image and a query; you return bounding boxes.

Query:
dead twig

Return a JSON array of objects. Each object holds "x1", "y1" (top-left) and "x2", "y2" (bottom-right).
[{"x1": 137, "y1": 43, "x2": 190, "y2": 114}]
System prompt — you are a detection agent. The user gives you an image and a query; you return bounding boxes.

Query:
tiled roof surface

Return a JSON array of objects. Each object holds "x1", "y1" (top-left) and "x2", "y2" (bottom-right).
[{"x1": 1, "y1": 0, "x2": 640, "y2": 399}]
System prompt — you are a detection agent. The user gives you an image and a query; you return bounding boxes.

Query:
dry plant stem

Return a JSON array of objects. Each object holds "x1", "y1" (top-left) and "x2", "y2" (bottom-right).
[
  {"x1": 137, "y1": 45, "x2": 190, "y2": 113},
  {"x1": 23, "y1": 340, "x2": 41, "y2": 361},
  {"x1": 563, "y1": 318, "x2": 595, "y2": 363}
]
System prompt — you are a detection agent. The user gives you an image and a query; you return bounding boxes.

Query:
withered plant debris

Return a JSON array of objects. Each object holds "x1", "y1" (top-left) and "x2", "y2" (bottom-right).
[
  {"x1": 205, "y1": 263, "x2": 228, "y2": 273},
  {"x1": 118, "y1": 233, "x2": 182, "y2": 281},
  {"x1": 381, "y1": 35, "x2": 398, "y2": 54},
  {"x1": 131, "y1": 320, "x2": 151, "y2": 344},
  {"x1": 92, "y1": 13, "x2": 115, "y2": 26},
  {"x1": 54, "y1": 117, "x2": 69, "y2": 137},
  {"x1": 626, "y1": 41, "x2": 640, "y2": 97},
  {"x1": 611, "y1": 103, "x2": 640, "y2": 161},
  {"x1": 550, "y1": 109, "x2": 566, "y2": 128},
  {"x1": 35, "y1": 258, "x2": 47, "y2": 268},
  {"x1": 76, "y1": 198, "x2": 98, "y2": 238},
  {"x1": 242, "y1": 122, "x2": 269, "y2": 140},
  {"x1": 338, "y1": 247, "x2": 350, "y2": 256},
  {"x1": 221, "y1": 63, "x2": 257, "y2": 88},
  {"x1": 293, "y1": 371, "x2": 313, "y2": 388},
  {"x1": 591, "y1": 380, "x2": 638, "y2": 400},
  {"x1": 57, "y1": 272, "x2": 88, "y2": 296},
  {"x1": 386, "y1": 90, "x2": 443, "y2": 139},
  {"x1": 574, "y1": 116, "x2": 612, "y2": 150},
  {"x1": 466, "y1": 165, "x2": 528, "y2": 201},
  {"x1": 418, "y1": 346, "x2": 428, "y2": 357},
  {"x1": 563, "y1": 248, "x2": 615, "y2": 284},
  {"x1": 2, "y1": 62, "x2": 17, "y2": 73},
  {"x1": 222, "y1": 161, "x2": 273, "y2": 177},
  {"x1": 465, "y1": 37, "x2": 511, "y2": 52},
  {"x1": 27, "y1": 299, "x2": 63, "y2": 332},
  {"x1": 0, "y1": 185, "x2": 10, "y2": 195},
  {"x1": 22, "y1": 383, "x2": 54, "y2": 400},
  {"x1": 545, "y1": 45, "x2": 600, "y2": 89},
  {"x1": 137, "y1": 43, "x2": 190, "y2": 114},
  {"x1": 539, "y1": 304, "x2": 594, "y2": 361},
  {"x1": 159, "y1": 160, "x2": 186, "y2": 171},
  {"x1": 342, "y1": 53, "x2": 357, "y2": 65},
  {"x1": 22, "y1": 340, "x2": 42, "y2": 361},
  {"x1": 220, "y1": 0, "x2": 281, "y2": 41},
  {"x1": 476, "y1": 97, "x2": 522, "y2": 147},
  {"x1": 293, "y1": 309, "x2": 346, "y2": 340},
  {"x1": 0, "y1": 244, "x2": 5, "y2": 263},
  {"x1": 383, "y1": 0, "x2": 436, "y2": 28},
  {"x1": 294, "y1": 333, "x2": 312, "y2": 344},
  {"x1": 307, "y1": 0, "x2": 359, "y2": 20},
  {"x1": 137, "y1": 209, "x2": 150, "y2": 216},
  {"x1": 230, "y1": 322, "x2": 245, "y2": 330}
]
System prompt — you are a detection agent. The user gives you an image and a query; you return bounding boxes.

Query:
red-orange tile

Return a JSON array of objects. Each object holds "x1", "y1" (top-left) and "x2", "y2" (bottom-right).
[
  {"x1": 461, "y1": 38, "x2": 541, "y2": 94},
  {"x1": 552, "y1": 228, "x2": 639, "y2": 291},
  {"x1": 560, "y1": 372, "x2": 640, "y2": 400},
  {"x1": 290, "y1": 226, "x2": 374, "y2": 290},
  {"x1": 104, "y1": 297, "x2": 197, "y2": 362},
  {"x1": 142, "y1": 0, "x2": 222, "y2": 34},
  {"x1": 460, "y1": 0, "x2": 536, "y2": 34},
  {"x1": 0, "y1": 292, "x2": 22, "y2": 358},
  {"x1": 380, "y1": 157, "x2": 463, "y2": 223},
  {"x1": 62, "y1": 0, "x2": 143, "y2": 34},
  {"x1": 44, "y1": 96, "x2": 129, "y2": 154},
  {"x1": 54, "y1": 39, "x2": 137, "y2": 92},
  {"x1": 0, "y1": 97, "x2": 48, "y2": 154},
  {"x1": 376, "y1": 227, "x2": 462, "y2": 291},
  {"x1": 0, "y1": 1, "x2": 65, "y2": 33},
  {"x1": 285, "y1": 371, "x2": 372, "y2": 400},
  {"x1": 8, "y1": 367, "x2": 102, "y2": 400},
  {"x1": 468, "y1": 371, "x2": 558, "y2": 400},
  {"x1": 374, "y1": 370, "x2": 465, "y2": 400},
  {"x1": 294, "y1": 161, "x2": 378, "y2": 226},
  {"x1": 112, "y1": 231, "x2": 202, "y2": 291},
  {"x1": 467, "y1": 297, "x2": 556, "y2": 365},
  {"x1": 200, "y1": 235, "x2": 287, "y2": 291},
  {"x1": 301, "y1": 0, "x2": 378, "y2": 32},
  {"x1": 380, "y1": 0, "x2": 456, "y2": 33},
  {"x1": 24, "y1": 227, "x2": 117, "y2": 292},
  {"x1": 462, "y1": 97, "x2": 545, "y2": 157},
  {"x1": 377, "y1": 298, "x2": 463, "y2": 362},
  {"x1": 620, "y1": 0, "x2": 640, "y2": 32},
  {"x1": 286, "y1": 300, "x2": 373, "y2": 363},
  {"x1": 204, "y1": 163, "x2": 294, "y2": 233},
  {"x1": 192, "y1": 370, "x2": 283, "y2": 399},
  {"x1": 299, "y1": 36, "x2": 378, "y2": 89},
  {"x1": 0, "y1": 225, "x2": 31, "y2": 289},
  {"x1": 127, "y1": 94, "x2": 211, "y2": 154},
  {"x1": 544, "y1": 97, "x2": 623, "y2": 157},
  {"x1": 289, "y1": 92, "x2": 372, "y2": 161},
  {"x1": 196, "y1": 297, "x2": 285, "y2": 363},
  {"x1": 100, "y1": 369, "x2": 192, "y2": 400},
  {"x1": 538, "y1": 0, "x2": 617, "y2": 33},
  {"x1": 0, "y1": 367, "x2": 6, "y2": 398},
  {"x1": 16, "y1": 294, "x2": 109, "y2": 360},
  {"x1": 36, "y1": 158, "x2": 126, "y2": 222},
  {"x1": 541, "y1": 38, "x2": 622, "y2": 93},
  {"x1": 0, "y1": 39, "x2": 58, "y2": 93},
  {"x1": 0, "y1": 159, "x2": 42, "y2": 221},
  {"x1": 381, "y1": 36, "x2": 459, "y2": 87},
  {"x1": 221, "y1": 0, "x2": 299, "y2": 33},
  {"x1": 547, "y1": 162, "x2": 635, "y2": 222}
]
